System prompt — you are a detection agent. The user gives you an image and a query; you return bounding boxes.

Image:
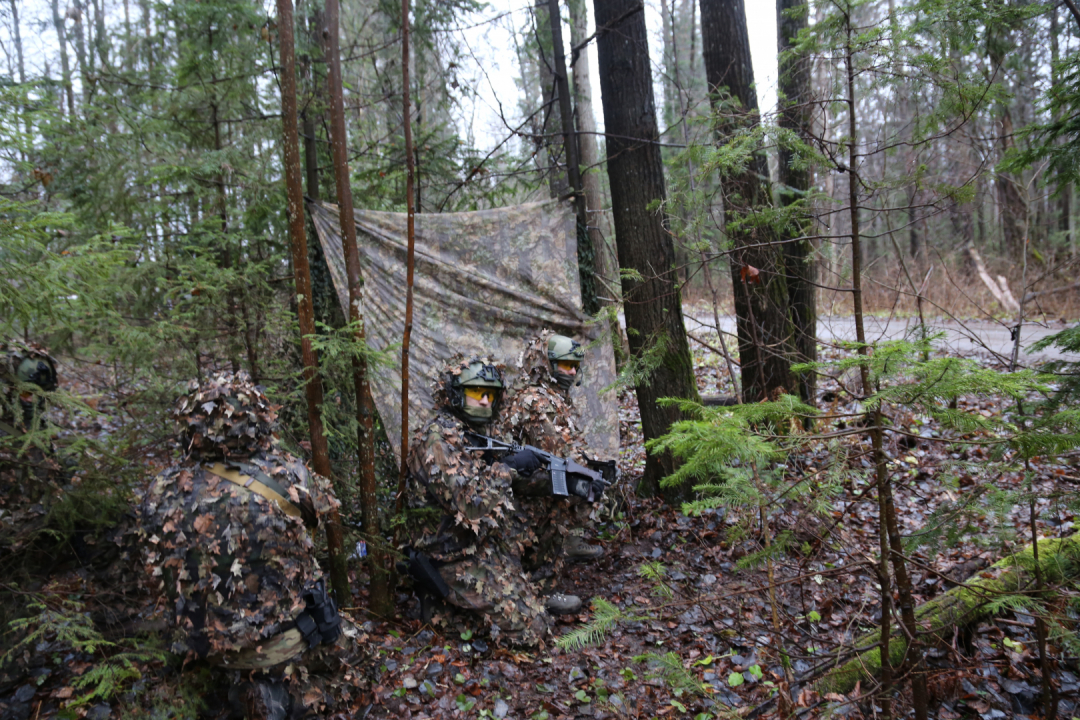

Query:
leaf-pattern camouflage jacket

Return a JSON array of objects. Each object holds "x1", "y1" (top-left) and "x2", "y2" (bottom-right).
[
  {"x1": 403, "y1": 364, "x2": 550, "y2": 647},
  {"x1": 136, "y1": 374, "x2": 339, "y2": 663},
  {"x1": 495, "y1": 332, "x2": 591, "y2": 577}
]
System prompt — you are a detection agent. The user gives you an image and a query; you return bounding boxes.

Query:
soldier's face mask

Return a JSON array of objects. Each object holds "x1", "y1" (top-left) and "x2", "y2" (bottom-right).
[
  {"x1": 461, "y1": 386, "x2": 497, "y2": 421},
  {"x1": 552, "y1": 361, "x2": 580, "y2": 391}
]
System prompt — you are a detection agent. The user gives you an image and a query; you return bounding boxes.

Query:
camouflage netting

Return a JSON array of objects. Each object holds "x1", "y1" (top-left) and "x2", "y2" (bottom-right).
[{"x1": 307, "y1": 200, "x2": 618, "y2": 459}]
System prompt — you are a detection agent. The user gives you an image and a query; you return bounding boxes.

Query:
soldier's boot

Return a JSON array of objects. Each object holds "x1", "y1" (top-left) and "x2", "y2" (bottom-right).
[
  {"x1": 543, "y1": 593, "x2": 582, "y2": 615},
  {"x1": 564, "y1": 534, "x2": 604, "y2": 562}
]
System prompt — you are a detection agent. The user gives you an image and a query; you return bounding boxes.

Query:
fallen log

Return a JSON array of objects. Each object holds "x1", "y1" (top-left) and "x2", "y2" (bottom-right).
[
  {"x1": 964, "y1": 244, "x2": 1021, "y2": 315},
  {"x1": 814, "y1": 532, "x2": 1080, "y2": 695}
]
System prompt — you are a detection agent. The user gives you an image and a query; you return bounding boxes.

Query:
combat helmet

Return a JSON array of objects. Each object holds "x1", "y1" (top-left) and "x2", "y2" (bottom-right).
[
  {"x1": 3, "y1": 340, "x2": 58, "y2": 393},
  {"x1": 446, "y1": 358, "x2": 504, "y2": 426},
  {"x1": 173, "y1": 371, "x2": 279, "y2": 459},
  {"x1": 547, "y1": 335, "x2": 585, "y2": 391}
]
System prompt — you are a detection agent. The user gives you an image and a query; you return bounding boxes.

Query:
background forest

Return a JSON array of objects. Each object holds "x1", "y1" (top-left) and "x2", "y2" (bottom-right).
[{"x1": 3, "y1": 0, "x2": 1080, "y2": 717}]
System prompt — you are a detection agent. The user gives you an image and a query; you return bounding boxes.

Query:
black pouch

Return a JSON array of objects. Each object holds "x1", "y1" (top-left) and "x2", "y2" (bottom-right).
[{"x1": 300, "y1": 578, "x2": 342, "y2": 646}]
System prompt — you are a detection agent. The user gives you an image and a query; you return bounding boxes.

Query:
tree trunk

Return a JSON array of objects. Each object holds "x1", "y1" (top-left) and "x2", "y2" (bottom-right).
[
  {"x1": 816, "y1": 532, "x2": 1080, "y2": 695},
  {"x1": 91, "y1": 0, "x2": 109, "y2": 69},
  {"x1": 534, "y1": 3, "x2": 568, "y2": 199},
  {"x1": 324, "y1": 0, "x2": 387, "y2": 612},
  {"x1": 593, "y1": 0, "x2": 700, "y2": 501},
  {"x1": 51, "y1": 0, "x2": 75, "y2": 117},
  {"x1": 776, "y1": 0, "x2": 816, "y2": 406},
  {"x1": 844, "y1": 21, "x2": 926, "y2": 717},
  {"x1": 568, "y1": 0, "x2": 613, "y2": 286},
  {"x1": 276, "y1": 0, "x2": 341, "y2": 621},
  {"x1": 546, "y1": 0, "x2": 598, "y2": 316},
  {"x1": 568, "y1": 0, "x2": 625, "y2": 362},
  {"x1": 987, "y1": 13, "x2": 1026, "y2": 260},
  {"x1": 1050, "y1": 5, "x2": 1072, "y2": 256},
  {"x1": 9, "y1": 0, "x2": 25, "y2": 85},
  {"x1": 699, "y1": 0, "x2": 794, "y2": 403},
  {"x1": 71, "y1": 0, "x2": 91, "y2": 103}
]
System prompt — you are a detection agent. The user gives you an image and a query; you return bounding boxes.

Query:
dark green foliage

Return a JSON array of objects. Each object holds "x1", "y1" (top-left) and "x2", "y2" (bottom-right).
[
  {"x1": 1029, "y1": 324, "x2": 1080, "y2": 410},
  {"x1": 2, "y1": 597, "x2": 167, "y2": 710}
]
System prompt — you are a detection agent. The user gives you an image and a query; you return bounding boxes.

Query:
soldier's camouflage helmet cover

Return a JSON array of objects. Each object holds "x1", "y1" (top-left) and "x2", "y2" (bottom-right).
[{"x1": 173, "y1": 371, "x2": 278, "y2": 459}]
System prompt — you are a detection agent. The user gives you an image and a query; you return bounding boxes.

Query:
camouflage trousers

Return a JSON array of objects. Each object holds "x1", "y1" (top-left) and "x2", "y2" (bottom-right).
[
  {"x1": 436, "y1": 545, "x2": 551, "y2": 647},
  {"x1": 516, "y1": 495, "x2": 591, "y2": 580}
]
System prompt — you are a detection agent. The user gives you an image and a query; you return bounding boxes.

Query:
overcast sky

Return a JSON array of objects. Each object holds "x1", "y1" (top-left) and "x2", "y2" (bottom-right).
[
  {"x1": 458, "y1": 0, "x2": 778, "y2": 152},
  {"x1": 11, "y1": 0, "x2": 777, "y2": 153}
]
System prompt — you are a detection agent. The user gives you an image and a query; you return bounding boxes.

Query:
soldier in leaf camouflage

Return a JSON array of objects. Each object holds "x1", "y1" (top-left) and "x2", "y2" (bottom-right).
[
  {"x1": 136, "y1": 372, "x2": 353, "y2": 719},
  {"x1": 496, "y1": 332, "x2": 604, "y2": 578},
  {"x1": 0, "y1": 340, "x2": 63, "y2": 508},
  {"x1": 402, "y1": 357, "x2": 580, "y2": 648},
  {"x1": 0, "y1": 339, "x2": 58, "y2": 438}
]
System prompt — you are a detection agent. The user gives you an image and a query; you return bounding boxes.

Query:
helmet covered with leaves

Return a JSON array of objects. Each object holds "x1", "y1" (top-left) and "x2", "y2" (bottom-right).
[
  {"x1": 173, "y1": 371, "x2": 278, "y2": 460},
  {"x1": 442, "y1": 357, "x2": 505, "y2": 426},
  {"x1": 2, "y1": 340, "x2": 58, "y2": 393}
]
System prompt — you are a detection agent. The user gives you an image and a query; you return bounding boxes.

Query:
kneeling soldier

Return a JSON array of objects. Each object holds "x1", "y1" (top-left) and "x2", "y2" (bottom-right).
[
  {"x1": 402, "y1": 358, "x2": 580, "y2": 648},
  {"x1": 136, "y1": 372, "x2": 344, "y2": 719},
  {"x1": 496, "y1": 332, "x2": 606, "y2": 577}
]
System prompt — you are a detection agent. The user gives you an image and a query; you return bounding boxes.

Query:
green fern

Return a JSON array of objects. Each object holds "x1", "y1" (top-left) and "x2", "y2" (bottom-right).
[
  {"x1": 638, "y1": 562, "x2": 674, "y2": 599},
  {"x1": 555, "y1": 598, "x2": 634, "y2": 651},
  {"x1": 3, "y1": 597, "x2": 165, "y2": 708},
  {"x1": 633, "y1": 651, "x2": 709, "y2": 696}
]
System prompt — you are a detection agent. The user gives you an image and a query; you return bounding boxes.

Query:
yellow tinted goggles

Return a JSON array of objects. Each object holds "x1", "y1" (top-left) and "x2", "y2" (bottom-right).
[
  {"x1": 463, "y1": 387, "x2": 496, "y2": 403},
  {"x1": 555, "y1": 361, "x2": 579, "y2": 374}
]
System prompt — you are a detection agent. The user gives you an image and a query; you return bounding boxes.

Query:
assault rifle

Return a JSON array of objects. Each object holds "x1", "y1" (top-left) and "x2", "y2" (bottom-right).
[{"x1": 464, "y1": 431, "x2": 615, "y2": 502}]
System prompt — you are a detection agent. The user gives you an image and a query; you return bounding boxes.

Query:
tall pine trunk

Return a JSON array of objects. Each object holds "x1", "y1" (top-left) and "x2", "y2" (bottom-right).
[
  {"x1": 699, "y1": 0, "x2": 794, "y2": 403},
  {"x1": 776, "y1": 0, "x2": 816, "y2": 406},
  {"x1": 51, "y1": 0, "x2": 75, "y2": 117},
  {"x1": 276, "y1": 0, "x2": 341, "y2": 617},
  {"x1": 324, "y1": 0, "x2": 390, "y2": 612},
  {"x1": 594, "y1": 0, "x2": 700, "y2": 501}
]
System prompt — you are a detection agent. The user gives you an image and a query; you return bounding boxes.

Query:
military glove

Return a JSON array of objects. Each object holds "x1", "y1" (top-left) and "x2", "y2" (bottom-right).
[{"x1": 503, "y1": 447, "x2": 543, "y2": 474}]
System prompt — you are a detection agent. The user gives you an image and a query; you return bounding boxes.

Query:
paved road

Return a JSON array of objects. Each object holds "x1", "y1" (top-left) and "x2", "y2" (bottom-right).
[{"x1": 680, "y1": 313, "x2": 1077, "y2": 366}]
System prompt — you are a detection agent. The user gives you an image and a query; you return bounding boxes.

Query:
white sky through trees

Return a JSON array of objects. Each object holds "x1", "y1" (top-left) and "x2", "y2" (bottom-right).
[
  {"x1": 9, "y1": 0, "x2": 777, "y2": 161},
  {"x1": 459, "y1": 0, "x2": 778, "y2": 152}
]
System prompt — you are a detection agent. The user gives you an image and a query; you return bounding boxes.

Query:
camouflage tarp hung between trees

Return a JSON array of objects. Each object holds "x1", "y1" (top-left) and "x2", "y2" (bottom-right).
[{"x1": 306, "y1": 200, "x2": 619, "y2": 459}]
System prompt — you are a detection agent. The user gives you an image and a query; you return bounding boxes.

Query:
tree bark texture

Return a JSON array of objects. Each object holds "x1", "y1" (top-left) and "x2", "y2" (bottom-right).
[
  {"x1": 776, "y1": 0, "x2": 816, "y2": 406},
  {"x1": 987, "y1": 16, "x2": 1027, "y2": 259},
  {"x1": 568, "y1": 0, "x2": 615, "y2": 295},
  {"x1": 51, "y1": 0, "x2": 75, "y2": 117},
  {"x1": 71, "y1": 0, "x2": 90, "y2": 103},
  {"x1": 324, "y1": 0, "x2": 385, "y2": 611},
  {"x1": 546, "y1": 0, "x2": 598, "y2": 316},
  {"x1": 9, "y1": 0, "x2": 25, "y2": 85},
  {"x1": 593, "y1": 0, "x2": 700, "y2": 500},
  {"x1": 699, "y1": 0, "x2": 794, "y2": 403},
  {"x1": 534, "y1": 3, "x2": 569, "y2": 200},
  {"x1": 275, "y1": 0, "x2": 341, "y2": 611}
]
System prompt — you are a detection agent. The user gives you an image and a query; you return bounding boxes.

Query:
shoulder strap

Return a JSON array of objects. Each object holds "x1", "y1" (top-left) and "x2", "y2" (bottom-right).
[{"x1": 204, "y1": 462, "x2": 302, "y2": 519}]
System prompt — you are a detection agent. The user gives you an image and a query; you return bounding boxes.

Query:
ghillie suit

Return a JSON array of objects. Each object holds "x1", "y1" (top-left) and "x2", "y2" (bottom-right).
[
  {"x1": 495, "y1": 332, "x2": 602, "y2": 577},
  {"x1": 136, "y1": 372, "x2": 359, "y2": 718},
  {"x1": 0, "y1": 340, "x2": 64, "y2": 553},
  {"x1": 402, "y1": 358, "x2": 553, "y2": 647},
  {"x1": 0, "y1": 339, "x2": 58, "y2": 435}
]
